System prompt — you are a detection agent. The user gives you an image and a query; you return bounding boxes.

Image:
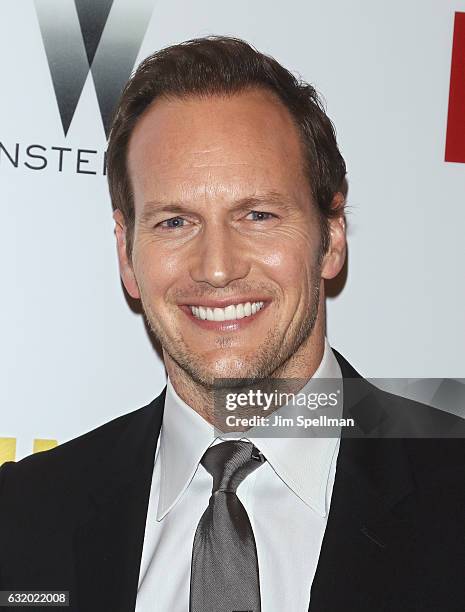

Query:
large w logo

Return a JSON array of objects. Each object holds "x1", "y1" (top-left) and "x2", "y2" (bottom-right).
[{"x1": 35, "y1": 0, "x2": 156, "y2": 137}]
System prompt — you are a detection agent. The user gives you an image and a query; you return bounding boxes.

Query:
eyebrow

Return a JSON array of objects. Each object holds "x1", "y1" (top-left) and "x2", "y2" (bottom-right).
[{"x1": 139, "y1": 191, "x2": 297, "y2": 224}]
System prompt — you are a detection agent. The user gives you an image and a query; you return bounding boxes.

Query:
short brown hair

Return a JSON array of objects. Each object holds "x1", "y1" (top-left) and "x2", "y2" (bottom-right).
[{"x1": 107, "y1": 35, "x2": 346, "y2": 260}]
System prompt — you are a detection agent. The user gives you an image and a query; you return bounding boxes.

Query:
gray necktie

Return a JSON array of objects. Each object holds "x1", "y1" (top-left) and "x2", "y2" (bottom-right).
[{"x1": 190, "y1": 440, "x2": 266, "y2": 612}]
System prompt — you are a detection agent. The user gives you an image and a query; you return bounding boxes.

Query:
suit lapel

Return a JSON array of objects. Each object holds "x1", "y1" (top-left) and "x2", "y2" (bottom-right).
[
  {"x1": 73, "y1": 388, "x2": 166, "y2": 612},
  {"x1": 309, "y1": 350, "x2": 415, "y2": 611}
]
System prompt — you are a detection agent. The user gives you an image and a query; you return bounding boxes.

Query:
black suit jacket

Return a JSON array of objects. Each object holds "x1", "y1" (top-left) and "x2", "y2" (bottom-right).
[{"x1": 1, "y1": 349, "x2": 464, "y2": 612}]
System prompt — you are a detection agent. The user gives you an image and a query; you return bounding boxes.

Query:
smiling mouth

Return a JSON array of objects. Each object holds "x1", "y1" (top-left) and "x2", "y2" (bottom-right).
[{"x1": 189, "y1": 301, "x2": 265, "y2": 322}]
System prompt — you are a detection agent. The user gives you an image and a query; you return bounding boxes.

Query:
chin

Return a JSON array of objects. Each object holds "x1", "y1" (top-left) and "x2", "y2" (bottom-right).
[
  {"x1": 194, "y1": 359, "x2": 251, "y2": 385},
  {"x1": 206, "y1": 362, "x2": 248, "y2": 379}
]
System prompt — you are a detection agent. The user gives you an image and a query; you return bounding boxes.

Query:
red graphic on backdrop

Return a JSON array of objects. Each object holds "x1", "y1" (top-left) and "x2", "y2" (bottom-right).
[{"x1": 445, "y1": 12, "x2": 465, "y2": 163}]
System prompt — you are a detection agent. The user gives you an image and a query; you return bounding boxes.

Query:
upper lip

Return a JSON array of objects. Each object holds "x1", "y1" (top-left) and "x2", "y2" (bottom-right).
[{"x1": 179, "y1": 297, "x2": 270, "y2": 308}]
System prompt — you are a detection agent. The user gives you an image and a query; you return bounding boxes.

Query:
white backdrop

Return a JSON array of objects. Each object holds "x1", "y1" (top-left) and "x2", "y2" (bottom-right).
[{"x1": 1, "y1": 0, "x2": 464, "y2": 462}]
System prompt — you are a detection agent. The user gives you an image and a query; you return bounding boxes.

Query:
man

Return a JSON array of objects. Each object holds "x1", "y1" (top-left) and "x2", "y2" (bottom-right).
[{"x1": 0, "y1": 36, "x2": 464, "y2": 612}]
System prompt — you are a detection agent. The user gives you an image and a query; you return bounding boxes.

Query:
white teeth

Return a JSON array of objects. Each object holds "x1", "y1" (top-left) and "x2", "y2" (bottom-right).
[
  {"x1": 224, "y1": 305, "x2": 235, "y2": 320},
  {"x1": 189, "y1": 301, "x2": 265, "y2": 322},
  {"x1": 213, "y1": 307, "x2": 225, "y2": 321}
]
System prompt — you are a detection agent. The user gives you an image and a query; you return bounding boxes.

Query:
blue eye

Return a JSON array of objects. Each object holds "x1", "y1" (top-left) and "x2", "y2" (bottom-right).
[
  {"x1": 156, "y1": 211, "x2": 276, "y2": 230},
  {"x1": 158, "y1": 216, "x2": 187, "y2": 229},
  {"x1": 248, "y1": 211, "x2": 275, "y2": 221}
]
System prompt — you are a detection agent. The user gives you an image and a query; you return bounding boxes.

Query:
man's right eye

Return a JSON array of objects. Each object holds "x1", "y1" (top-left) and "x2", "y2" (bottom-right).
[{"x1": 157, "y1": 216, "x2": 188, "y2": 229}]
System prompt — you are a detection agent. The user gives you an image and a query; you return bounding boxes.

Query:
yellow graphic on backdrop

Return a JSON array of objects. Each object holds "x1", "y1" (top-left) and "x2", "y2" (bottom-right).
[
  {"x1": 33, "y1": 438, "x2": 58, "y2": 454},
  {"x1": 0, "y1": 438, "x2": 58, "y2": 466},
  {"x1": 0, "y1": 438, "x2": 16, "y2": 465}
]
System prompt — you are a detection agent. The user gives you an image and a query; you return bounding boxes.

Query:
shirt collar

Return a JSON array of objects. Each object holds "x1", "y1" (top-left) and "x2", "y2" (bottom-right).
[{"x1": 157, "y1": 337, "x2": 342, "y2": 520}]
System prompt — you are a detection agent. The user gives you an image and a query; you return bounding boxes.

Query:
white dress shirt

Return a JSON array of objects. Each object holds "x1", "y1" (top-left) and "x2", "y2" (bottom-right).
[{"x1": 135, "y1": 337, "x2": 343, "y2": 611}]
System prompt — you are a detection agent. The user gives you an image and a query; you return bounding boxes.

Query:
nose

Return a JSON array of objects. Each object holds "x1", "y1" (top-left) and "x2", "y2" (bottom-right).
[{"x1": 189, "y1": 222, "x2": 250, "y2": 288}]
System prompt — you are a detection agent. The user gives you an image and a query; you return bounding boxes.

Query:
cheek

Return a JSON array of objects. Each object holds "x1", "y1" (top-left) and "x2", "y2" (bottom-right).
[
  {"x1": 132, "y1": 241, "x2": 182, "y2": 297},
  {"x1": 256, "y1": 231, "x2": 319, "y2": 288}
]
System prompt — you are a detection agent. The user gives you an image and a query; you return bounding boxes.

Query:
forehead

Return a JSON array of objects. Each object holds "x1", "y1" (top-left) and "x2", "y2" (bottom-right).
[{"x1": 127, "y1": 88, "x2": 309, "y2": 207}]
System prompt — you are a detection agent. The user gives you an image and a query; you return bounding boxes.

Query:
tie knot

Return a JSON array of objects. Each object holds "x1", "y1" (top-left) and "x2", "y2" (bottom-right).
[{"x1": 201, "y1": 440, "x2": 266, "y2": 493}]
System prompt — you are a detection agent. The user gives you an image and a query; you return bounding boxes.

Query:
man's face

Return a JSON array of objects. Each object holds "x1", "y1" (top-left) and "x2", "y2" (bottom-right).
[{"x1": 115, "y1": 89, "x2": 345, "y2": 387}]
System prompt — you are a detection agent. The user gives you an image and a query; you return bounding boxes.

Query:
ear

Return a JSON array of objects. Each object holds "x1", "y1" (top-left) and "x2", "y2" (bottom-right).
[
  {"x1": 113, "y1": 209, "x2": 140, "y2": 299},
  {"x1": 321, "y1": 192, "x2": 347, "y2": 280}
]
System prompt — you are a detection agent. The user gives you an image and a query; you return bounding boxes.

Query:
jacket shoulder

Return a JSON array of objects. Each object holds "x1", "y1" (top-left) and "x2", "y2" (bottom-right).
[
  {"x1": 0, "y1": 393, "x2": 163, "y2": 502},
  {"x1": 333, "y1": 347, "x2": 465, "y2": 475}
]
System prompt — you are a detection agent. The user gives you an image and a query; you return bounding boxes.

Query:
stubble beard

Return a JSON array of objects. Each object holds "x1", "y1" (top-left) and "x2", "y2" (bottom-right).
[{"x1": 140, "y1": 268, "x2": 322, "y2": 391}]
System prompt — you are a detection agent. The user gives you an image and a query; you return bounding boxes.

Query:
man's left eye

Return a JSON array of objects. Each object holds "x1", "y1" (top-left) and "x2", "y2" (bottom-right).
[{"x1": 247, "y1": 211, "x2": 276, "y2": 221}]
